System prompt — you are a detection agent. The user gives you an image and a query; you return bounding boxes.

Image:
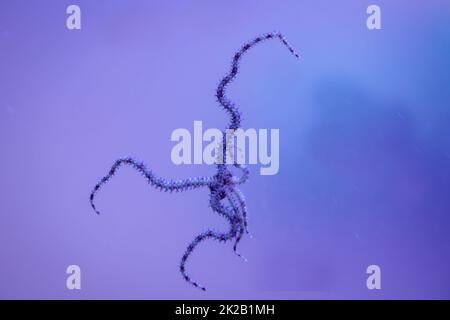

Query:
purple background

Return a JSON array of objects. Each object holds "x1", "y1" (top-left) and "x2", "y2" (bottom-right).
[{"x1": 1, "y1": 0, "x2": 450, "y2": 299}]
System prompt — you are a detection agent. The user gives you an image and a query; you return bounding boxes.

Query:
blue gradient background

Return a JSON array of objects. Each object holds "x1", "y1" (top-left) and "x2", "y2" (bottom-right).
[{"x1": 1, "y1": 0, "x2": 450, "y2": 299}]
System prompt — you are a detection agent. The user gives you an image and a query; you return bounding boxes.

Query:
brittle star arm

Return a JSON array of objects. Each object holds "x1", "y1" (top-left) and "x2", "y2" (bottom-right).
[
  {"x1": 216, "y1": 32, "x2": 300, "y2": 131},
  {"x1": 179, "y1": 192, "x2": 238, "y2": 291},
  {"x1": 89, "y1": 157, "x2": 213, "y2": 215},
  {"x1": 231, "y1": 163, "x2": 249, "y2": 185},
  {"x1": 231, "y1": 187, "x2": 249, "y2": 234},
  {"x1": 226, "y1": 191, "x2": 247, "y2": 260}
]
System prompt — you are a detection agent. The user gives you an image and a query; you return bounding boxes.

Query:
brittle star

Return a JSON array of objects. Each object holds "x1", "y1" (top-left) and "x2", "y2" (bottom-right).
[{"x1": 89, "y1": 32, "x2": 299, "y2": 291}]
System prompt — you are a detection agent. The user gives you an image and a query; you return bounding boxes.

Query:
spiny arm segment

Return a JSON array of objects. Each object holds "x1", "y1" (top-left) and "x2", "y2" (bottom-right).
[
  {"x1": 179, "y1": 192, "x2": 240, "y2": 291},
  {"x1": 226, "y1": 192, "x2": 247, "y2": 260},
  {"x1": 216, "y1": 32, "x2": 300, "y2": 131},
  {"x1": 90, "y1": 157, "x2": 213, "y2": 215},
  {"x1": 232, "y1": 164, "x2": 250, "y2": 185}
]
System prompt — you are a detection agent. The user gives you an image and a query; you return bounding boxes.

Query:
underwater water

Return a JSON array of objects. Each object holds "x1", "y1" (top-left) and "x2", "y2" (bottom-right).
[{"x1": 1, "y1": 0, "x2": 450, "y2": 299}]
